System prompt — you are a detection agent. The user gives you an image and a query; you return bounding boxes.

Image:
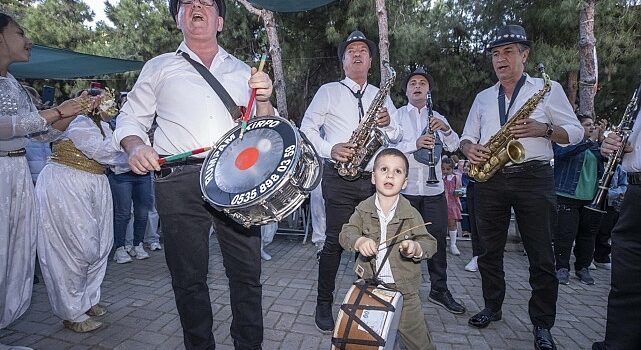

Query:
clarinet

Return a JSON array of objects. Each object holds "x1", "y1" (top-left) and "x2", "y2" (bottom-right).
[
  {"x1": 585, "y1": 84, "x2": 640, "y2": 212},
  {"x1": 423, "y1": 91, "x2": 439, "y2": 184}
]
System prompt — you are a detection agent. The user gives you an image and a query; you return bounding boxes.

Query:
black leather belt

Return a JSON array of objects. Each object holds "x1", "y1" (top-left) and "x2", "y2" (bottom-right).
[
  {"x1": 156, "y1": 156, "x2": 204, "y2": 179},
  {"x1": 0, "y1": 148, "x2": 27, "y2": 157},
  {"x1": 628, "y1": 172, "x2": 641, "y2": 185},
  {"x1": 502, "y1": 160, "x2": 550, "y2": 174},
  {"x1": 323, "y1": 160, "x2": 372, "y2": 179}
]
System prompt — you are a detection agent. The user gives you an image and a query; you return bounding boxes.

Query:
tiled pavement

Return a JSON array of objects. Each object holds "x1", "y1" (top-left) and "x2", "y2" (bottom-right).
[{"x1": 1, "y1": 236, "x2": 610, "y2": 349}]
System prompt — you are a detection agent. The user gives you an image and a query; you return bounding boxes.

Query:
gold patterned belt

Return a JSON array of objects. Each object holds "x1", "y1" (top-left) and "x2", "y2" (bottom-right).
[{"x1": 50, "y1": 139, "x2": 106, "y2": 175}]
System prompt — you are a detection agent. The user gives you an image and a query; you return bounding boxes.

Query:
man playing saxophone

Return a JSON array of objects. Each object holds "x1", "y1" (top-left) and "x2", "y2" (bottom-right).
[
  {"x1": 459, "y1": 24, "x2": 583, "y2": 350},
  {"x1": 300, "y1": 30, "x2": 401, "y2": 334}
]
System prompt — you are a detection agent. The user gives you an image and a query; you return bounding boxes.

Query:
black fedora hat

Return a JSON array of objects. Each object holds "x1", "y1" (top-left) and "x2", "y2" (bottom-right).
[
  {"x1": 169, "y1": 0, "x2": 226, "y2": 22},
  {"x1": 487, "y1": 24, "x2": 532, "y2": 51},
  {"x1": 403, "y1": 67, "x2": 435, "y2": 92},
  {"x1": 338, "y1": 30, "x2": 377, "y2": 59}
]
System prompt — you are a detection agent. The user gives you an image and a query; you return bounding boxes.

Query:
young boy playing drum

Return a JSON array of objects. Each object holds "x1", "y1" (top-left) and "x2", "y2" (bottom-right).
[{"x1": 339, "y1": 148, "x2": 438, "y2": 350}]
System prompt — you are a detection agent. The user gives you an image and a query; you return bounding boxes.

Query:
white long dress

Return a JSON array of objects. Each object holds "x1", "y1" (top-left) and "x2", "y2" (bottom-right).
[
  {"x1": 35, "y1": 116, "x2": 128, "y2": 323},
  {"x1": 0, "y1": 74, "x2": 61, "y2": 329}
]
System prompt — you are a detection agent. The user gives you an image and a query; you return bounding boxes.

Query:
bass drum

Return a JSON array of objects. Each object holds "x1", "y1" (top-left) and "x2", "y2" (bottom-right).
[
  {"x1": 332, "y1": 282, "x2": 403, "y2": 350},
  {"x1": 200, "y1": 116, "x2": 322, "y2": 227}
]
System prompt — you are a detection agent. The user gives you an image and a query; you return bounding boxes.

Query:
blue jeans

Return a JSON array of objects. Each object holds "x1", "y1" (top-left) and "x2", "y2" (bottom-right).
[{"x1": 108, "y1": 171, "x2": 153, "y2": 249}]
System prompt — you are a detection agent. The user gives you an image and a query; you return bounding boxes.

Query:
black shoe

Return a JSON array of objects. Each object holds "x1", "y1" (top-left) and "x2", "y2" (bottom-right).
[
  {"x1": 314, "y1": 302, "x2": 334, "y2": 334},
  {"x1": 592, "y1": 341, "x2": 606, "y2": 350},
  {"x1": 556, "y1": 268, "x2": 569, "y2": 285},
  {"x1": 534, "y1": 326, "x2": 556, "y2": 350},
  {"x1": 428, "y1": 290, "x2": 466, "y2": 314},
  {"x1": 468, "y1": 308, "x2": 501, "y2": 328},
  {"x1": 576, "y1": 268, "x2": 595, "y2": 285}
]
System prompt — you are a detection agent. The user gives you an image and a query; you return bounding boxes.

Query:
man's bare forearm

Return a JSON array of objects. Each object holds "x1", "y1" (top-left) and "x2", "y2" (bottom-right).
[
  {"x1": 121, "y1": 135, "x2": 146, "y2": 154},
  {"x1": 256, "y1": 101, "x2": 275, "y2": 116}
]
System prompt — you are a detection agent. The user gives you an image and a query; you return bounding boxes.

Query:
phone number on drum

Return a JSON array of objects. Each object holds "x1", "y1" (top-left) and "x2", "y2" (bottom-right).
[{"x1": 230, "y1": 144, "x2": 296, "y2": 206}]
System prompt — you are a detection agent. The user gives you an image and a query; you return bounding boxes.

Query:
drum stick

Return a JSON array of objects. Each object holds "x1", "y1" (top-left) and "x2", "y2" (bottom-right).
[
  {"x1": 157, "y1": 146, "x2": 212, "y2": 166},
  {"x1": 377, "y1": 222, "x2": 431, "y2": 251},
  {"x1": 240, "y1": 53, "x2": 268, "y2": 139}
]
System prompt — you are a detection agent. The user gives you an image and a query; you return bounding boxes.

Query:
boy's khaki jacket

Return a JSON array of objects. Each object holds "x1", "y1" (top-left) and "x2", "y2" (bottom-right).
[{"x1": 339, "y1": 194, "x2": 437, "y2": 294}]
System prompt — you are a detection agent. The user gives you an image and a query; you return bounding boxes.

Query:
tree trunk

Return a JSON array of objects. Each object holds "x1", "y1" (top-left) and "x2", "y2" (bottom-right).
[
  {"x1": 236, "y1": 0, "x2": 289, "y2": 120},
  {"x1": 579, "y1": 0, "x2": 597, "y2": 117},
  {"x1": 375, "y1": 0, "x2": 390, "y2": 81},
  {"x1": 567, "y1": 70, "x2": 578, "y2": 110}
]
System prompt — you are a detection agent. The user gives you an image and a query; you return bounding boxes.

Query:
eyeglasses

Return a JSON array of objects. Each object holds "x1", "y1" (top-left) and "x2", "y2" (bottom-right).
[{"x1": 179, "y1": 0, "x2": 215, "y2": 6}]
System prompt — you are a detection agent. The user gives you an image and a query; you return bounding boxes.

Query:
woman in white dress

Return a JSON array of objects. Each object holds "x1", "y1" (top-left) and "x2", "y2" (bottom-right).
[
  {"x1": 35, "y1": 90, "x2": 127, "y2": 333},
  {"x1": 0, "y1": 13, "x2": 90, "y2": 346}
]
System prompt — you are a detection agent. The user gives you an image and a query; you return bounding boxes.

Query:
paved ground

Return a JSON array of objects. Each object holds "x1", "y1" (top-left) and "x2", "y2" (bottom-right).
[{"x1": 0, "y1": 235, "x2": 610, "y2": 350}]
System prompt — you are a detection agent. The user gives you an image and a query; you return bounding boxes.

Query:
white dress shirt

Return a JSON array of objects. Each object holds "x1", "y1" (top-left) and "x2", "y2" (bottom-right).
[
  {"x1": 113, "y1": 42, "x2": 252, "y2": 156},
  {"x1": 392, "y1": 104, "x2": 460, "y2": 196},
  {"x1": 621, "y1": 109, "x2": 641, "y2": 173},
  {"x1": 300, "y1": 77, "x2": 401, "y2": 171},
  {"x1": 461, "y1": 74, "x2": 584, "y2": 162},
  {"x1": 375, "y1": 194, "x2": 398, "y2": 284}
]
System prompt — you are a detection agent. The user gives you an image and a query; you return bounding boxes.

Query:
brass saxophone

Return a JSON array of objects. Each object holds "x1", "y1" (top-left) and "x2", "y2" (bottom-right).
[
  {"x1": 468, "y1": 66, "x2": 551, "y2": 182},
  {"x1": 335, "y1": 62, "x2": 396, "y2": 180}
]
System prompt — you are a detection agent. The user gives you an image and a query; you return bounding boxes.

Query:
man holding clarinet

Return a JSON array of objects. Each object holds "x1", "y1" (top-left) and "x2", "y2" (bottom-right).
[{"x1": 391, "y1": 67, "x2": 466, "y2": 314}]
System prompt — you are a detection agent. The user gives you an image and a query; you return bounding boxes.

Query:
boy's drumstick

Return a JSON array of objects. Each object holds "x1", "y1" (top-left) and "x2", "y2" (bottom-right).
[
  {"x1": 377, "y1": 222, "x2": 431, "y2": 251},
  {"x1": 239, "y1": 54, "x2": 268, "y2": 139}
]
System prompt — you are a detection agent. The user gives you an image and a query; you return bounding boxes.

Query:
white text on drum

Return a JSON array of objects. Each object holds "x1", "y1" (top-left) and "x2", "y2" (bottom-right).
[
  {"x1": 229, "y1": 145, "x2": 297, "y2": 206},
  {"x1": 245, "y1": 119, "x2": 281, "y2": 131},
  {"x1": 203, "y1": 133, "x2": 237, "y2": 186}
]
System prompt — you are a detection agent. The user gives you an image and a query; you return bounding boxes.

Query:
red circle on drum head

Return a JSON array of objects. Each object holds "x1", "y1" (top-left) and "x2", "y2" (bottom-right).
[{"x1": 235, "y1": 147, "x2": 259, "y2": 170}]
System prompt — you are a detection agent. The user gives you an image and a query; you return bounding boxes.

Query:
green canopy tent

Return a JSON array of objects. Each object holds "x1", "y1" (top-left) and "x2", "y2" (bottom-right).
[
  {"x1": 9, "y1": 45, "x2": 144, "y2": 80},
  {"x1": 248, "y1": 0, "x2": 336, "y2": 12}
]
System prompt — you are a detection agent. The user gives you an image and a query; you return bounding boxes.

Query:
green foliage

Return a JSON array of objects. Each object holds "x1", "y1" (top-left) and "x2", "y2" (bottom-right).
[{"x1": 9, "y1": 0, "x2": 641, "y2": 129}]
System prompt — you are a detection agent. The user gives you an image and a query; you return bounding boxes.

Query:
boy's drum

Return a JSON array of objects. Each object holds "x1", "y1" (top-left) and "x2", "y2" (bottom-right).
[
  {"x1": 200, "y1": 116, "x2": 322, "y2": 227},
  {"x1": 332, "y1": 282, "x2": 403, "y2": 350}
]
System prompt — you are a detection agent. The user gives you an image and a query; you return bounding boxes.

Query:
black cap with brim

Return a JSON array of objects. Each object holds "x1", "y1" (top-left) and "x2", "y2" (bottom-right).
[
  {"x1": 486, "y1": 24, "x2": 532, "y2": 51},
  {"x1": 338, "y1": 30, "x2": 377, "y2": 59},
  {"x1": 169, "y1": 0, "x2": 226, "y2": 23},
  {"x1": 403, "y1": 67, "x2": 435, "y2": 92}
]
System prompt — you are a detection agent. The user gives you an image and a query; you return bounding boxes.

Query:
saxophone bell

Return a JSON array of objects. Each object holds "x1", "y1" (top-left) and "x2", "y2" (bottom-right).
[{"x1": 506, "y1": 140, "x2": 526, "y2": 164}]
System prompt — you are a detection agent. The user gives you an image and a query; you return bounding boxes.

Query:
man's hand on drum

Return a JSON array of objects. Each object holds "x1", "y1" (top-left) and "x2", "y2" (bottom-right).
[
  {"x1": 355, "y1": 237, "x2": 378, "y2": 257},
  {"x1": 249, "y1": 67, "x2": 273, "y2": 103},
  {"x1": 331, "y1": 142, "x2": 356, "y2": 162},
  {"x1": 416, "y1": 134, "x2": 436, "y2": 150},
  {"x1": 399, "y1": 240, "x2": 423, "y2": 259},
  {"x1": 375, "y1": 107, "x2": 390, "y2": 127}
]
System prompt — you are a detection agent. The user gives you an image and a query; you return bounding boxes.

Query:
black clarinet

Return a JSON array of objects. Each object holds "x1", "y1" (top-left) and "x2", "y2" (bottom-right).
[
  {"x1": 585, "y1": 84, "x2": 640, "y2": 212},
  {"x1": 423, "y1": 91, "x2": 439, "y2": 184}
]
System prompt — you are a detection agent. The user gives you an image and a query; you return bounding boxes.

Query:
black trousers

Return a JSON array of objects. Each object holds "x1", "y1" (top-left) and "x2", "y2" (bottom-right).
[
  {"x1": 467, "y1": 181, "x2": 483, "y2": 257},
  {"x1": 604, "y1": 184, "x2": 641, "y2": 350},
  {"x1": 474, "y1": 165, "x2": 558, "y2": 328},
  {"x1": 594, "y1": 207, "x2": 618, "y2": 263},
  {"x1": 317, "y1": 164, "x2": 374, "y2": 304},
  {"x1": 405, "y1": 193, "x2": 449, "y2": 293},
  {"x1": 155, "y1": 165, "x2": 263, "y2": 350},
  {"x1": 553, "y1": 196, "x2": 602, "y2": 271}
]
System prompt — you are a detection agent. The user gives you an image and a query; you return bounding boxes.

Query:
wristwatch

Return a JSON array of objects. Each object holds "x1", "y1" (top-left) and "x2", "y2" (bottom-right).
[{"x1": 544, "y1": 123, "x2": 554, "y2": 139}]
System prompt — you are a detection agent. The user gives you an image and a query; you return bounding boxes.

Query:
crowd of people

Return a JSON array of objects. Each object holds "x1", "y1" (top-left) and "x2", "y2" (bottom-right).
[{"x1": 2, "y1": 1, "x2": 640, "y2": 350}]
